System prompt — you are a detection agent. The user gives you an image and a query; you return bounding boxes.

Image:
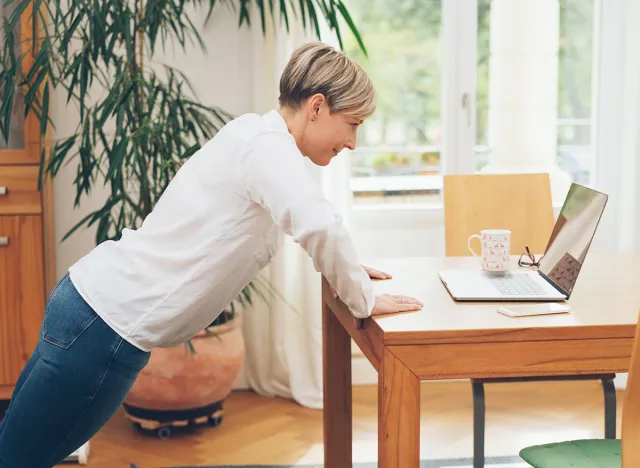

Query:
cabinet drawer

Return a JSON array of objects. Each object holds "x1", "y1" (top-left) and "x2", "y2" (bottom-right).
[
  {"x1": 0, "y1": 166, "x2": 41, "y2": 214},
  {"x1": 0, "y1": 215, "x2": 45, "y2": 386}
]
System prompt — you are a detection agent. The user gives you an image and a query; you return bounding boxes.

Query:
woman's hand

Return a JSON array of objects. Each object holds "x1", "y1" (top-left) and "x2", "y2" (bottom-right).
[
  {"x1": 353, "y1": 294, "x2": 423, "y2": 329},
  {"x1": 362, "y1": 265, "x2": 392, "y2": 279},
  {"x1": 329, "y1": 265, "x2": 392, "y2": 299},
  {"x1": 372, "y1": 293, "x2": 423, "y2": 315}
]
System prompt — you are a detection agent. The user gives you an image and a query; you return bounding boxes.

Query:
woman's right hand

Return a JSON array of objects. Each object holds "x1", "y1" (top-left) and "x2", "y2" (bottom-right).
[
  {"x1": 353, "y1": 294, "x2": 423, "y2": 329},
  {"x1": 372, "y1": 294, "x2": 423, "y2": 316}
]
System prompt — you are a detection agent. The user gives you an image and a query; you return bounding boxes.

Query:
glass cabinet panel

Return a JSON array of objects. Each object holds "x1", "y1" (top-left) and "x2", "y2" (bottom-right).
[{"x1": 0, "y1": 2, "x2": 25, "y2": 150}]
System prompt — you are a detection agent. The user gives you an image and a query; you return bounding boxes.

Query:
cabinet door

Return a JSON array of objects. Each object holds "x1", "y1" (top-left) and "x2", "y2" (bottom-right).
[{"x1": 0, "y1": 216, "x2": 44, "y2": 385}]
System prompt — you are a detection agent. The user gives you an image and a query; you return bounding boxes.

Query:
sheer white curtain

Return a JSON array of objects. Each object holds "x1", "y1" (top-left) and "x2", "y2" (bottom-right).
[
  {"x1": 240, "y1": 18, "x2": 353, "y2": 408},
  {"x1": 592, "y1": 0, "x2": 640, "y2": 254}
]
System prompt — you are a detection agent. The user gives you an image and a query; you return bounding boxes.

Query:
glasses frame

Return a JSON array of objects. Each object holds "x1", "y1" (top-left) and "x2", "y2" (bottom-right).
[{"x1": 518, "y1": 245, "x2": 543, "y2": 268}]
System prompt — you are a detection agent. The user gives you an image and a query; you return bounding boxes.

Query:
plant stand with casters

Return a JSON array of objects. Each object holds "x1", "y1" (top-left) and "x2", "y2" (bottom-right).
[{"x1": 123, "y1": 400, "x2": 224, "y2": 439}]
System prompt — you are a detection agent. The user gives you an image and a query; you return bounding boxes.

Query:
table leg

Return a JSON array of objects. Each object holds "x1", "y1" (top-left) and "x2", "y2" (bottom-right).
[
  {"x1": 322, "y1": 300, "x2": 352, "y2": 468},
  {"x1": 379, "y1": 347, "x2": 420, "y2": 468}
]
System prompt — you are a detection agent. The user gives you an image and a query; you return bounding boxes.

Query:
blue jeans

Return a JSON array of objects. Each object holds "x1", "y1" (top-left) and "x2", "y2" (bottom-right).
[{"x1": 0, "y1": 273, "x2": 150, "y2": 467}]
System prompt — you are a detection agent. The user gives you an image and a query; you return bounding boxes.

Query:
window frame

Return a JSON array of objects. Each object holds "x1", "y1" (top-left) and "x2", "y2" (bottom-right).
[{"x1": 350, "y1": 0, "x2": 600, "y2": 223}]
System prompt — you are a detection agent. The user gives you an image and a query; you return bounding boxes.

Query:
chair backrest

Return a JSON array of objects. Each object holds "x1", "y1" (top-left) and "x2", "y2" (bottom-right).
[
  {"x1": 443, "y1": 173, "x2": 555, "y2": 257},
  {"x1": 622, "y1": 313, "x2": 640, "y2": 466}
]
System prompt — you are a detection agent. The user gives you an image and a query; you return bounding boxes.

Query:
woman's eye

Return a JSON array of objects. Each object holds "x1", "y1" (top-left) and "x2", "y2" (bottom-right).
[{"x1": 351, "y1": 123, "x2": 358, "y2": 129}]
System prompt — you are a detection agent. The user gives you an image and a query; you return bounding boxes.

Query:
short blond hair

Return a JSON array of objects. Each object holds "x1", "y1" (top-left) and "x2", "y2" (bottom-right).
[{"x1": 278, "y1": 42, "x2": 376, "y2": 121}]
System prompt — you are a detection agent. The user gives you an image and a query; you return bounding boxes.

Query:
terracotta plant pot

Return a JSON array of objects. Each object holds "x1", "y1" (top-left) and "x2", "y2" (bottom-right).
[{"x1": 124, "y1": 316, "x2": 245, "y2": 412}]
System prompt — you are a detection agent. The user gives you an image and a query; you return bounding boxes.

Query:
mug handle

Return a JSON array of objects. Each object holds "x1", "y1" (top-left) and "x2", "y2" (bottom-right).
[{"x1": 467, "y1": 234, "x2": 482, "y2": 257}]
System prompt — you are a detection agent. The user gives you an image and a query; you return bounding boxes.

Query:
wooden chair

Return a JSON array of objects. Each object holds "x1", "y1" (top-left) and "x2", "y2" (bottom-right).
[
  {"x1": 519, "y1": 309, "x2": 640, "y2": 467},
  {"x1": 443, "y1": 173, "x2": 617, "y2": 468}
]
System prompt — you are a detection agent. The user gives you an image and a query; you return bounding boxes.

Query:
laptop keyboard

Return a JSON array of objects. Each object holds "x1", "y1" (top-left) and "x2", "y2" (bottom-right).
[{"x1": 489, "y1": 274, "x2": 546, "y2": 296}]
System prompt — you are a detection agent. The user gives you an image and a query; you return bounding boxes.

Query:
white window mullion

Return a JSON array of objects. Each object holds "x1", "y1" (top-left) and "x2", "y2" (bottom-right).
[{"x1": 441, "y1": 0, "x2": 478, "y2": 175}]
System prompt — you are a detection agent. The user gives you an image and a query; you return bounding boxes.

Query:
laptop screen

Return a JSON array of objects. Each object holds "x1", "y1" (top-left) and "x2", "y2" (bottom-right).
[{"x1": 538, "y1": 183, "x2": 608, "y2": 296}]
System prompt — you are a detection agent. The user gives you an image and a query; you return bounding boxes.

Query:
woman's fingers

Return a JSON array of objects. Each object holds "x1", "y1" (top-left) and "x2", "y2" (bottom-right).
[
  {"x1": 381, "y1": 294, "x2": 423, "y2": 306},
  {"x1": 363, "y1": 265, "x2": 393, "y2": 279},
  {"x1": 396, "y1": 295, "x2": 423, "y2": 306}
]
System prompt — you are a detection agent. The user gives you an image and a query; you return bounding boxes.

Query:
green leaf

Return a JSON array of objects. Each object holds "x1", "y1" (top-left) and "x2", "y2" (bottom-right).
[
  {"x1": 1, "y1": 86, "x2": 14, "y2": 144},
  {"x1": 61, "y1": 14, "x2": 83, "y2": 53},
  {"x1": 40, "y1": 82, "x2": 49, "y2": 136},
  {"x1": 279, "y1": 0, "x2": 290, "y2": 31},
  {"x1": 327, "y1": 2, "x2": 343, "y2": 49},
  {"x1": 238, "y1": 0, "x2": 251, "y2": 28},
  {"x1": 298, "y1": 0, "x2": 307, "y2": 29},
  {"x1": 306, "y1": 0, "x2": 321, "y2": 38},
  {"x1": 96, "y1": 212, "x2": 111, "y2": 244},
  {"x1": 48, "y1": 136, "x2": 78, "y2": 176},
  {"x1": 37, "y1": 147, "x2": 46, "y2": 191},
  {"x1": 105, "y1": 137, "x2": 129, "y2": 181},
  {"x1": 61, "y1": 194, "x2": 124, "y2": 242},
  {"x1": 79, "y1": 51, "x2": 90, "y2": 122},
  {"x1": 7, "y1": 0, "x2": 29, "y2": 34},
  {"x1": 24, "y1": 67, "x2": 47, "y2": 119},
  {"x1": 205, "y1": 0, "x2": 217, "y2": 24},
  {"x1": 335, "y1": 0, "x2": 367, "y2": 56}
]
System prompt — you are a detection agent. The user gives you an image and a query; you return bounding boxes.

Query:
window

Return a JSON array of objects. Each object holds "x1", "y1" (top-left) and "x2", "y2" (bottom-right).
[
  {"x1": 343, "y1": 0, "x2": 443, "y2": 205},
  {"x1": 557, "y1": 0, "x2": 595, "y2": 186},
  {"x1": 344, "y1": 0, "x2": 596, "y2": 206}
]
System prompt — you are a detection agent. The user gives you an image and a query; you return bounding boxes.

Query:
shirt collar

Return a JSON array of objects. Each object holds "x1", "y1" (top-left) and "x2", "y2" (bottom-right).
[{"x1": 263, "y1": 109, "x2": 290, "y2": 134}]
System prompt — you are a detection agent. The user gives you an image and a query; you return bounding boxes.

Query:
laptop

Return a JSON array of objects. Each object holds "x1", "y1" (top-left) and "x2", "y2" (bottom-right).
[{"x1": 439, "y1": 183, "x2": 608, "y2": 301}]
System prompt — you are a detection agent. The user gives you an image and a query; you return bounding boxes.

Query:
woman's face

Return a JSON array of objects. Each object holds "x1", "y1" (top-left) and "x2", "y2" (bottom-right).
[{"x1": 298, "y1": 94, "x2": 363, "y2": 166}]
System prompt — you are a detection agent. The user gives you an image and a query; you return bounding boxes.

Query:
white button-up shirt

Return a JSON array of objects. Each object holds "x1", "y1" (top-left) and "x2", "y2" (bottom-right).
[{"x1": 69, "y1": 109, "x2": 374, "y2": 351}]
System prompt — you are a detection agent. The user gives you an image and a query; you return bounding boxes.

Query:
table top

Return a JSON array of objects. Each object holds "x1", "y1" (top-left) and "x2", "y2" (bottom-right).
[{"x1": 364, "y1": 254, "x2": 640, "y2": 345}]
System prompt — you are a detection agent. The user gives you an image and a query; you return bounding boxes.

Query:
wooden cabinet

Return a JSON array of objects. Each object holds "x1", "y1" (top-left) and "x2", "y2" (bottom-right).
[
  {"x1": 0, "y1": 5, "x2": 55, "y2": 398},
  {"x1": 0, "y1": 216, "x2": 45, "y2": 385}
]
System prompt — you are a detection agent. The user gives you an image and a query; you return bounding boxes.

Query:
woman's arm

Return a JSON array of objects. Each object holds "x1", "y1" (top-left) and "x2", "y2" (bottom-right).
[{"x1": 241, "y1": 133, "x2": 374, "y2": 319}]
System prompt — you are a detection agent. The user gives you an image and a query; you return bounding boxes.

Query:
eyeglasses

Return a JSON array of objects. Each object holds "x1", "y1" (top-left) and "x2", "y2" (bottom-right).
[{"x1": 518, "y1": 245, "x2": 543, "y2": 268}]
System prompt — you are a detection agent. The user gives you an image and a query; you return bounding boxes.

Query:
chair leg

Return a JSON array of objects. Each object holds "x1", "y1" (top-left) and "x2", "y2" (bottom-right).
[
  {"x1": 601, "y1": 376, "x2": 616, "y2": 439},
  {"x1": 472, "y1": 381, "x2": 485, "y2": 468}
]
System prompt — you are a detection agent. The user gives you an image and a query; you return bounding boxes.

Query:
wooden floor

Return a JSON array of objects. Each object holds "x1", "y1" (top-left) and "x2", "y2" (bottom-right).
[{"x1": 60, "y1": 380, "x2": 624, "y2": 467}]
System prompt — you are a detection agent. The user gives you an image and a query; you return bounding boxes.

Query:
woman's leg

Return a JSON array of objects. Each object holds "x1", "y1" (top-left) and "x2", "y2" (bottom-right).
[
  {"x1": 0, "y1": 274, "x2": 150, "y2": 468},
  {"x1": 0, "y1": 346, "x2": 41, "y2": 441},
  {"x1": 0, "y1": 273, "x2": 71, "y2": 441}
]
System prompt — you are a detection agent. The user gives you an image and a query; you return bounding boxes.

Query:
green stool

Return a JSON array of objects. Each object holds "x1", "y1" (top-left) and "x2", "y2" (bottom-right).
[{"x1": 519, "y1": 439, "x2": 621, "y2": 467}]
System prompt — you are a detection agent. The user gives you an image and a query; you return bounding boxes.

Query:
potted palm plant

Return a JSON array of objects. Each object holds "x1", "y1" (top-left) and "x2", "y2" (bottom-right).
[{"x1": 0, "y1": 0, "x2": 366, "y2": 438}]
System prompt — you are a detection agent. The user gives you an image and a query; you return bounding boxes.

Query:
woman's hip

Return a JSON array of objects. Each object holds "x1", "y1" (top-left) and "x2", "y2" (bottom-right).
[{"x1": 38, "y1": 272, "x2": 150, "y2": 388}]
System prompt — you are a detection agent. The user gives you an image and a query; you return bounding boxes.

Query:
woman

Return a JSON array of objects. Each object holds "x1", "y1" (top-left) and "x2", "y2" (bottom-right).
[{"x1": 0, "y1": 41, "x2": 422, "y2": 467}]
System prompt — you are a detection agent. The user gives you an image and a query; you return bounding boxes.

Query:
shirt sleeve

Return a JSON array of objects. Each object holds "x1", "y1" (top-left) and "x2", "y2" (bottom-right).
[{"x1": 240, "y1": 132, "x2": 375, "y2": 319}]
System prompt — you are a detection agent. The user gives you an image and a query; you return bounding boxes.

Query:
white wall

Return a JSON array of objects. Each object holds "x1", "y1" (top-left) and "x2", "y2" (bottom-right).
[{"x1": 52, "y1": 5, "x2": 255, "y2": 278}]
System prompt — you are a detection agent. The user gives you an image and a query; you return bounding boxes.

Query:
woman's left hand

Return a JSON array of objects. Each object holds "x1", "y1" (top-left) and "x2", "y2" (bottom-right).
[
  {"x1": 362, "y1": 265, "x2": 392, "y2": 280},
  {"x1": 329, "y1": 265, "x2": 392, "y2": 299}
]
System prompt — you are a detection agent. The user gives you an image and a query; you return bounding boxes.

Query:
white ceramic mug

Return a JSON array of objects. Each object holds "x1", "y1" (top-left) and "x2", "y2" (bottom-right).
[{"x1": 467, "y1": 229, "x2": 511, "y2": 272}]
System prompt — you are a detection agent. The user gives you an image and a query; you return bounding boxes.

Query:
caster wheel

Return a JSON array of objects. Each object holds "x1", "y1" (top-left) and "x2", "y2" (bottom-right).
[
  {"x1": 157, "y1": 427, "x2": 172, "y2": 439},
  {"x1": 208, "y1": 415, "x2": 223, "y2": 427}
]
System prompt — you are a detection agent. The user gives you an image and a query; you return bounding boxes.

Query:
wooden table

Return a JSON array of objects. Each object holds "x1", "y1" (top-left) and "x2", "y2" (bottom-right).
[{"x1": 322, "y1": 254, "x2": 640, "y2": 467}]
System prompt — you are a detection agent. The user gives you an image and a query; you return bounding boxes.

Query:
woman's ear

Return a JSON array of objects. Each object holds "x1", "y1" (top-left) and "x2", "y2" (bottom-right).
[{"x1": 307, "y1": 93, "x2": 326, "y2": 120}]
